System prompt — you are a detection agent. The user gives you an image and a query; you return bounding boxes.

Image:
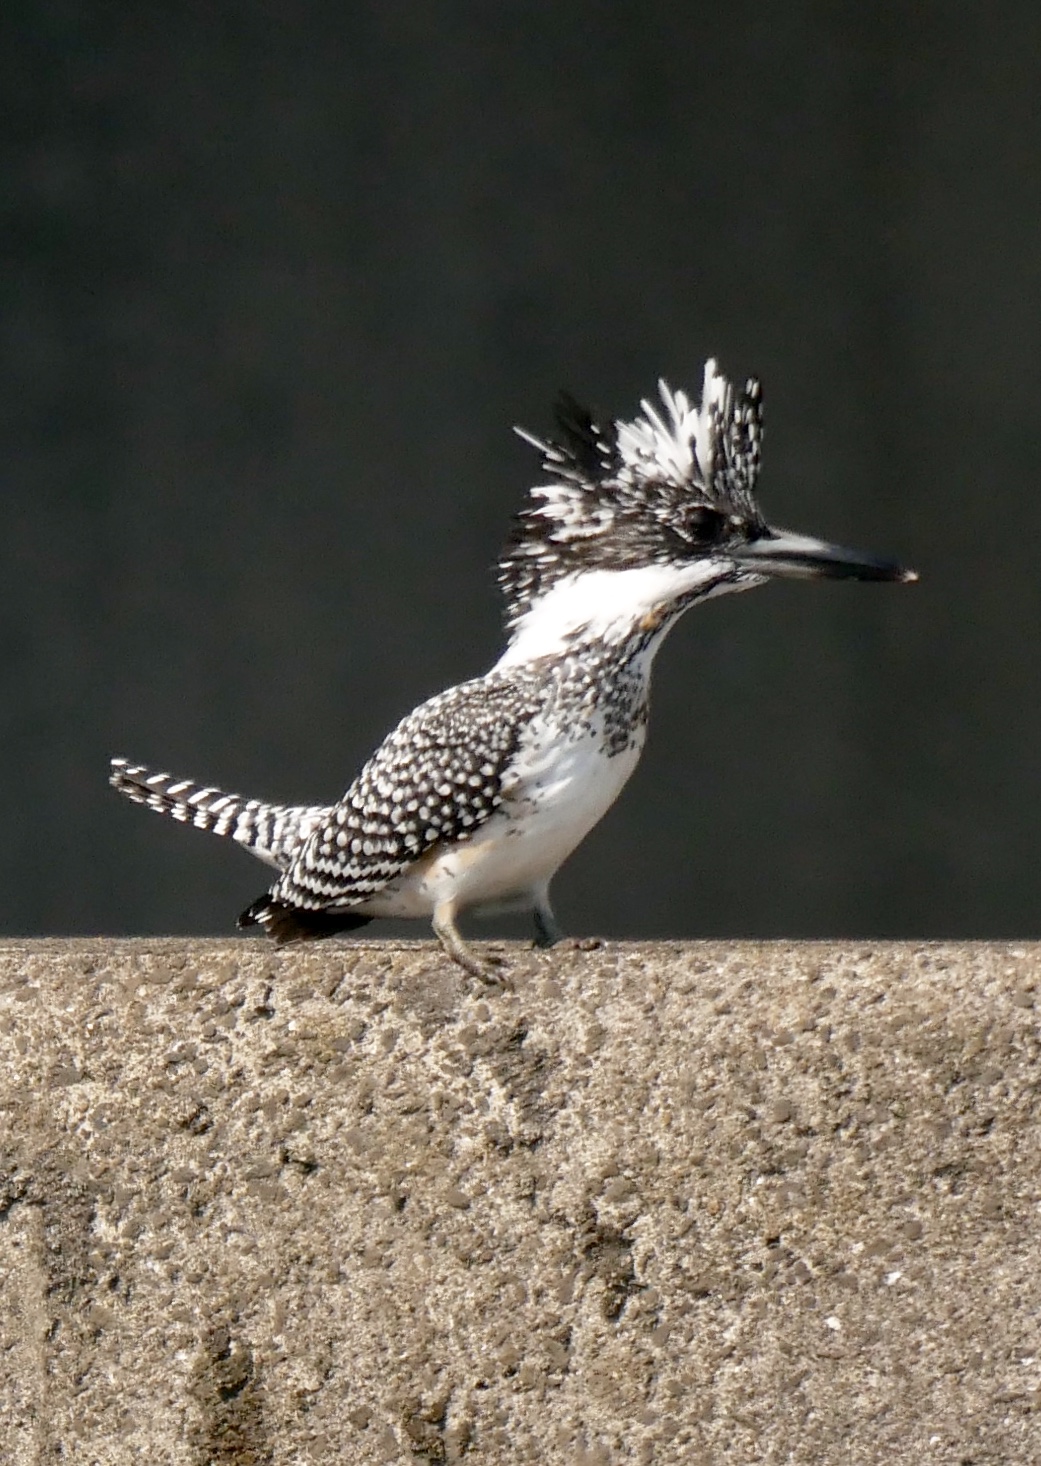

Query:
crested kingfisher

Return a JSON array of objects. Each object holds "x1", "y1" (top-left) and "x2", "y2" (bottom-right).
[{"x1": 111, "y1": 360, "x2": 916, "y2": 980}]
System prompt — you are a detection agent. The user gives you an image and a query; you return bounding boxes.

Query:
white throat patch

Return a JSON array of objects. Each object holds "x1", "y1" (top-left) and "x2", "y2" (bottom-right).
[{"x1": 495, "y1": 560, "x2": 737, "y2": 668}]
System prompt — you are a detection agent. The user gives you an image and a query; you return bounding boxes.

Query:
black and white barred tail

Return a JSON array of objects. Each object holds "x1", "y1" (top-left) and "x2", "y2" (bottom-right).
[{"x1": 108, "y1": 758, "x2": 329, "y2": 872}]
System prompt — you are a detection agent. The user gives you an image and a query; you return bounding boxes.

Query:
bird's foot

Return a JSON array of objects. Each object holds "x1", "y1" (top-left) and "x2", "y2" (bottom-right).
[
  {"x1": 532, "y1": 904, "x2": 563, "y2": 950},
  {"x1": 477, "y1": 951, "x2": 513, "y2": 988},
  {"x1": 454, "y1": 946, "x2": 512, "y2": 990},
  {"x1": 433, "y1": 906, "x2": 510, "y2": 988}
]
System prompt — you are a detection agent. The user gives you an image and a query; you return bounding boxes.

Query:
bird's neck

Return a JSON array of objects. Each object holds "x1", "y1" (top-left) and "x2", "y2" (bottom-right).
[{"x1": 494, "y1": 562, "x2": 723, "y2": 672}]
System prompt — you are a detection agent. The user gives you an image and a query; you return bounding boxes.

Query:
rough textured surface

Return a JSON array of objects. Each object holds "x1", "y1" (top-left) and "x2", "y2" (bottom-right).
[{"x1": 1, "y1": 939, "x2": 1040, "y2": 1464}]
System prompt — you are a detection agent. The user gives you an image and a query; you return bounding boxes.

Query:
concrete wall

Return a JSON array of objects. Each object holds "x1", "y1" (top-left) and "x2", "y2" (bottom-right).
[{"x1": 1, "y1": 939, "x2": 1039, "y2": 1463}]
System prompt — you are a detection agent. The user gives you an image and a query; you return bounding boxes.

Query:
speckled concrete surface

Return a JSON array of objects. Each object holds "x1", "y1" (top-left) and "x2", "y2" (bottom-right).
[{"x1": 0, "y1": 939, "x2": 1039, "y2": 1464}]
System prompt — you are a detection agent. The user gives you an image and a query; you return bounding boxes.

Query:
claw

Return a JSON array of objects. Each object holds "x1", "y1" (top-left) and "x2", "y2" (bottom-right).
[{"x1": 433, "y1": 901, "x2": 509, "y2": 986}]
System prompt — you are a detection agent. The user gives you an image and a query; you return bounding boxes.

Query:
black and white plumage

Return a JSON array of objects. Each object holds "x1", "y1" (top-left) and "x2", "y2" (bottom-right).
[
  {"x1": 500, "y1": 371, "x2": 765, "y2": 627},
  {"x1": 110, "y1": 359, "x2": 916, "y2": 979}
]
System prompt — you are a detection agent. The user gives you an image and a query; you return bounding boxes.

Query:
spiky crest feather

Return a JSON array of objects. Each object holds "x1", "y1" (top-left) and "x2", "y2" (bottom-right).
[{"x1": 500, "y1": 359, "x2": 766, "y2": 629}]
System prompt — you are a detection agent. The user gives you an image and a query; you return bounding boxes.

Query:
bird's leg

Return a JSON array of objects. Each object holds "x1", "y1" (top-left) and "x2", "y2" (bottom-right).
[
  {"x1": 432, "y1": 900, "x2": 504, "y2": 984},
  {"x1": 532, "y1": 888, "x2": 562, "y2": 950}
]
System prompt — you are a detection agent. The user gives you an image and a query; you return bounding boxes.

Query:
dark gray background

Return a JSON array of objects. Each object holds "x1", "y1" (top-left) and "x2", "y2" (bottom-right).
[{"x1": 4, "y1": 3, "x2": 1038, "y2": 941}]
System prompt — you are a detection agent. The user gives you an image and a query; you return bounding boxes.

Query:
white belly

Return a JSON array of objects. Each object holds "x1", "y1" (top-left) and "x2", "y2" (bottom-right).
[{"x1": 359, "y1": 723, "x2": 644, "y2": 919}]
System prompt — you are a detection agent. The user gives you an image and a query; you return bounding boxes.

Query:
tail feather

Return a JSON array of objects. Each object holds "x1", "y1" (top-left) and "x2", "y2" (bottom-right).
[
  {"x1": 238, "y1": 895, "x2": 373, "y2": 944},
  {"x1": 109, "y1": 757, "x2": 330, "y2": 872}
]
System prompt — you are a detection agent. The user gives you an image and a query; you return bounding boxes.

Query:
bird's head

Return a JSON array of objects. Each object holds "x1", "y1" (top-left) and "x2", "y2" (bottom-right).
[{"x1": 497, "y1": 359, "x2": 916, "y2": 658}]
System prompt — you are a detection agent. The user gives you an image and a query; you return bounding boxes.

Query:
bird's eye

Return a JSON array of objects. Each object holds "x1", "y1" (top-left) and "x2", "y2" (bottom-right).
[{"x1": 684, "y1": 507, "x2": 727, "y2": 544}]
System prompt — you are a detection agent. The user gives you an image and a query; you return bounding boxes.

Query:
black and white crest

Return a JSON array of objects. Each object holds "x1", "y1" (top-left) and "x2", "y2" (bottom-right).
[{"x1": 499, "y1": 359, "x2": 767, "y2": 628}]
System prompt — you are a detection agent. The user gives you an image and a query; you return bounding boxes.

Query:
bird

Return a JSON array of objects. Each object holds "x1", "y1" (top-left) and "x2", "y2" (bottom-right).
[{"x1": 110, "y1": 359, "x2": 916, "y2": 981}]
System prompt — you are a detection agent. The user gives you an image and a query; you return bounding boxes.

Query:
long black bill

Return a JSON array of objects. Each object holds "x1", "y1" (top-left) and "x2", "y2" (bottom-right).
[{"x1": 732, "y1": 528, "x2": 917, "y2": 583}]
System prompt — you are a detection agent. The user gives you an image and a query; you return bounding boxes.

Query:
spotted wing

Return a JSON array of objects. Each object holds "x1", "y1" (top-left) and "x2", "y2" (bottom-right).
[{"x1": 271, "y1": 673, "x2": 540, "y2": 911}]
